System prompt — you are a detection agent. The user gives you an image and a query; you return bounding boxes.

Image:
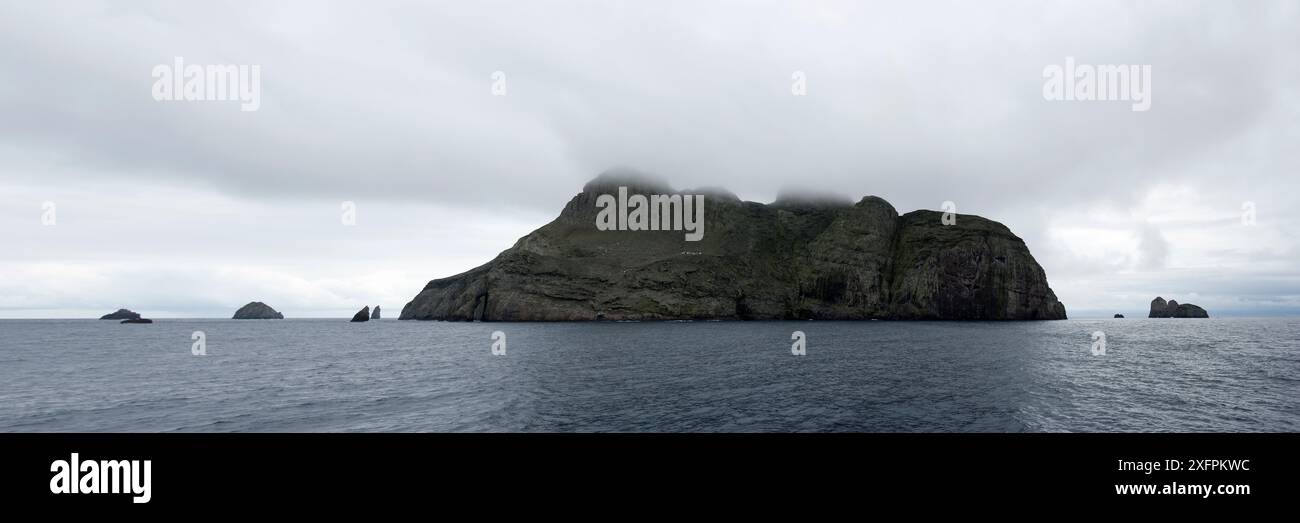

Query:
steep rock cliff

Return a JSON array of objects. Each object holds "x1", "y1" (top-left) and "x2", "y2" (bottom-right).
[{"x1": 401, "y1": 173, "x2": 1066, "y2": 321}]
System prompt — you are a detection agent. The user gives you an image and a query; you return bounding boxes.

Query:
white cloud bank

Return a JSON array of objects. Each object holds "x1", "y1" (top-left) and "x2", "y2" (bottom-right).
[{"x1": 1, "y1": 0, "x2": 1297, "y2": 317}]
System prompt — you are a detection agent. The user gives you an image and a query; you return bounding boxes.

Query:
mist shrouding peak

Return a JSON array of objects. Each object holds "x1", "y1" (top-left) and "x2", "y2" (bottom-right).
[
  {"x1": 772, "y1": 188, "x2": 855, "y2": 208},
  {"x1": 581, "y1": 167, "x2": 672, "y2": 195}
]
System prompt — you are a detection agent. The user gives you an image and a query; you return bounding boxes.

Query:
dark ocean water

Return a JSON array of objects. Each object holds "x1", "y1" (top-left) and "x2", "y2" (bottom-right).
[{"x1": 0, "y1": 318, "x2": 1296, "y2": 432}]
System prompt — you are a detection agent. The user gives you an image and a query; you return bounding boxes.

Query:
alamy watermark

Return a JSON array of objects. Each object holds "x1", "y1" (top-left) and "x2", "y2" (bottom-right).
[
  {"x1": 191, "y1": 331, "x2": 206, "y2": 356},
  {"x1": 492, "y1": 71, "x2": 507, "y2": 96},
  {"x1": 595, "y1": 186, "x2": 705, "y2": 241},
  {"x1": 50, "y1": 453, "x2": 151, "y2": 503},
  {"x1": 41, "y1": 201, "x2": 56, "y2": 226},
  {"x1": 1043, "y1": 57, "x2": 1151, "y2": 112},
  {"x1": 341, "y1": 201, "x2": 357, "y2": 226},
  {"x1": 152, "y1": 57, "x2": 261, "y2": 111},
  {"x1": 491, "y1": 330, "x2": 506, "y2": 355},
  {"x1": 791, "y1": 330, "x2": 807, "y2": 356},
  {"x1": 1091, "y1": 330, "x2": 1107, "y2": 356},
  {"x1": 941, "y1": 201, "x2": 957, "y2": 226}
]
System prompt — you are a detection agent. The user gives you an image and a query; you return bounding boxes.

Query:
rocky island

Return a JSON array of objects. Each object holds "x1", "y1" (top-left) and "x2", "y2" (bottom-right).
[
  {"x1": 99, "y1": 309, "x2": 141, "y2": 320},
  {"x1": 232, "y1": 302, "x2": 284, "y2": 319},
  {"x1": 1148, "y1": 297, "x2": 1209, "y2": 318},
  {"x1": 351, "y1": 306, "x2": 371, "y2": 322},
  {"x1": 400, "y1": 172, "x2": 1067, "y2": 321}
]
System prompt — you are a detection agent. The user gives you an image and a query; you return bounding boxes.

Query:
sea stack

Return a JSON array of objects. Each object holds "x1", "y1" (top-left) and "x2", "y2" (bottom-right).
[
  {"x1": 1114, "y1": 314, "x2": 1124, "y2": 318},
  {"x1": 351, "y1": 306, "x2": 371, "y2": 322},
  {"x1": 401, "y1": 171, "x2": 1068, "y2": 321},
  {"x1": 232, "y1": 301, "x2": 284, "y2": 319},
  {"x1": 99, "y1": 309, "x2": 141, "y2": 320},
  {"x1": 1148, "y1": 297, "x2": 1209, "y2": 318},
  {"x1": 372, "y1": 306, "x2": 381, "y2": 320}
]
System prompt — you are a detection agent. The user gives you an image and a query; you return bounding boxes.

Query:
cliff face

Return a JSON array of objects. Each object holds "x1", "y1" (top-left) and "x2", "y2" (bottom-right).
[{"x1": 400, "y1": 174, "x2": 1067, "y2": 321}]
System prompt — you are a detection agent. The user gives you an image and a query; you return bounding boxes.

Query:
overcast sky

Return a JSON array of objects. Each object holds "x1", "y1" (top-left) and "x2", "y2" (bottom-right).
[{"x1": 2, "y1": 0, "x2": 1298, "y2": 318}]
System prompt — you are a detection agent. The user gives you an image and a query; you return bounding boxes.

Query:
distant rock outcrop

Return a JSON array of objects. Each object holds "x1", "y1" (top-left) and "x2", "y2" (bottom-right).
[
  {"x1": 372, "y1": 306, "x2": 381, "y2": 320},
  {"x1": 99, "y1": 309, "x2": 141, "y2": 320},
  {"x1": 401, "y1": 171, "x2": 1067, "y2": 321},
  {"x1": 1148, "y1": 297, "x2": 1209, "y2": 318},
  {"x1": 120, "y1": 318, "x2": 153, "y2": 324},
  {"x1": 1173, "y1": 303, "x2": 1209, "y2": 318},
  {"x1": 1114, "y1": 314, "x2": 1124, "y2": 318},
  {"x1": 232, "y1": 302, "x2": 284, "y2": 319},
  {"x1": 351, "y1": 306, "x2": 371, "y2": 322}
]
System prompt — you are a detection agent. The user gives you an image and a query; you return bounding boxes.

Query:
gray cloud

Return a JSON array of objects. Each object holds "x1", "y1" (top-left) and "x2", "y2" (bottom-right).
[
  {"x1": 1136, "y1": 224, "x2": 1169, "y2": 270},
  {"x1": 2, "y1": 0, "x2": 1298, "y2": 317}
]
